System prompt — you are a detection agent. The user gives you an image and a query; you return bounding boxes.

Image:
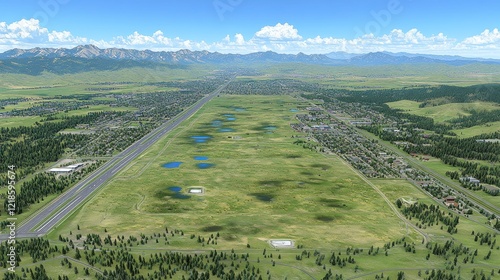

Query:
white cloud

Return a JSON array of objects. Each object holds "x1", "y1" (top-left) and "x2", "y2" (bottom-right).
[
  {"x1": 235, "y1": 33, "x2": 245, "y2": 45},
  {"x1": 462, "y1": 28, "x2": 500, "y2": 45},
  {"x1": 0, "y1": 18, "x2": 87, "y2": 49},
  {"x1": 1, "y1": 19, "x2": 500, "y2": 59},
  {"x1": 255, "y1": 23, "x2": 302, "y2": 40}
]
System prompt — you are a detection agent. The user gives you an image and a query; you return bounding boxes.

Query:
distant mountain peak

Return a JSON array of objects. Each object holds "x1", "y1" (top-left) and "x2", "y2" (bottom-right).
[{"x1": 1, "y1": 45, "x2": 499, "y2": 67}]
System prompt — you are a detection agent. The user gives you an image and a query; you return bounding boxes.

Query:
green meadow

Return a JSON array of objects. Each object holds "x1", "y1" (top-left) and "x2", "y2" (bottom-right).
[
  {"x1": 452, "y1": 121, "x2": 500, "y2": 138},
  {"x1": 39, "y1": 94, "x2": 500, "y2": 279},
  {"x1": 386, "y1": 100, "x2": 499, "y2": 123},
  {"x1": 2, "y1": 65, "x2": 500, "y2": 278},
  {"x1": 52, "y1": 95, "x2": 411, "y2": 249}
]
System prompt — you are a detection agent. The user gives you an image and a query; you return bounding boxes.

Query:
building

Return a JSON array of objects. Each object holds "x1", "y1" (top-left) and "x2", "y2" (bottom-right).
[
  {"x1": 67, "y1": 163, "x2": 84, "y2": 170},
  {"x1": 443, "y1": 196, "x2": 458, "y2": 208},
  {"x1": 48, "y1": 168, "x2": 73, "y2": 174},
  {"x1": 460, "y1": 177, "x2": 480, "y2": 185}
]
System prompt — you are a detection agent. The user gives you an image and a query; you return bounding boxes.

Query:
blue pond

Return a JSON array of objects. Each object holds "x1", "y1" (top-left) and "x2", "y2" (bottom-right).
[
  {"x1": 223, "y1": 114, "x2": 236, "y2": 121},
  {"x1": 219, "y1": 128, "x2": 235, "y2": 132},
  {"x1": 197, "y1": 163, "x2": 215, "y2": 169},
  {"x1": 290, "y1": 109, "x2": 299, "y2": 112},
  {"x1": 194, "y1": 156, "x2": 209, "y2": 160},
  {"x1": 212, "y1": 120, "x2": 223, "y2": 127},
  {"x1": 264, "y1": 126, "x2": 277, "y2": 130},
  {"x1": 163, "y1": 162, "x2": 182, "y2": 168},
  {"x1": 234, "y1": 107, "x2": 246, "y2": 112},
  {"x1": 169, "y1": 186, "x2": 182, "y2": 192},
  {"x1": 191, "y1": 135, "x2": 212, "y2": 143}
]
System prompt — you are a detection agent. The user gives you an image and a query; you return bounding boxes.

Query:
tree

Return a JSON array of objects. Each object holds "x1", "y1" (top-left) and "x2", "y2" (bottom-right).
[{"x1": 396, "y1": 199, "x2": 403, "y2": 208}]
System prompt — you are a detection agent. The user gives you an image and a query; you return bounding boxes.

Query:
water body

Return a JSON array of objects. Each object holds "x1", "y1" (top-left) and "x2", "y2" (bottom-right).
[
  {"x1": 197, "y1": 163, "x2": 215, "y2": 169},
  {"x1": 212, "y1": 120, "x2": 223, "y2": 127},
  {"x1": 264, "y1": 126, "x2": 277, "y2": 130},
  {"x1": 169, "y1": 186, "x2": 182, "y2": 192},
  {"x1": 162, "y1": 162, "x2": 182, "y2": 168},
  {"x1": 223, "y1": 114, "x2": 236, "y2": 121},
  {"x1": 219, "y1": 128, "x2": 235, "y2": 132},
  {"x1": 234, "y1": 108, "x2": 246, "y2": 112},
  {"x1": 191, "y1": 135, "x2": 212, "y2": 143},
  {"x1": 194, "y1": 156, "x2": 209, "y2": 160},
  {"x1": 290, "y1": 109, "x2": 299, "y2": 112}
]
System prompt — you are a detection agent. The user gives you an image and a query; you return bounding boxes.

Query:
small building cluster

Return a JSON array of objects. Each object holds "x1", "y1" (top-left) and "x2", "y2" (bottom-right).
[{"x1": 48, "y1": 163, "x2": 85, "y2": 174}]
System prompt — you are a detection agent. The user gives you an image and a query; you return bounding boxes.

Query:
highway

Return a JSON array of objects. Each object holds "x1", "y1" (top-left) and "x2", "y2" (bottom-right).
[
  {"x1": 356, "y1": 129, "x2": 500, "y2": 218},
  {"x1": 0, "y1": 79, "x2": 231, "y2": 241}
]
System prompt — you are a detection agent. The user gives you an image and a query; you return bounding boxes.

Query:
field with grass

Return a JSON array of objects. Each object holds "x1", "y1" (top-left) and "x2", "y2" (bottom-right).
[
  {"x1": 0, "y1": 115, "x2": 43, "y2": 128},
  {"x1": 452, "y1": 120, "x2": 500, "y2": 138},
  {"x1": 52, "y1": 104, "x2": 137, "y2": 117},
  {"x1": 386, "y1": 100, "x2": 499, "y2": 123},
  {"x1": 31, "y1": 94, "x2": 500, "y2": 279},
  {"x1": 3, "y1": 65, "x2": 500, "y2": 278},
  {"x1": 259, "y1": 63, "x2": 500, "y2": 89},
  {"x1": 52, "y1": 95, "x2": 412, "y2": 250}
]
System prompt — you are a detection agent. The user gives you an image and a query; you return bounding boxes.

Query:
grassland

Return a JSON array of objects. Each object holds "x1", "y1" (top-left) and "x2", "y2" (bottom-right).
[
  {"x1": 33, "y1": 94, "x2": 500, "y2": 279},
  {"x1": 0, "y1": 65, "x2": 216, "y2": 99},
  {"x1": 452, "y1": 120, "x2": 500, "y2": 138},
  {"x1": 51, "y1": 95, "x2": 412, "y2": 250},
  {"x1": 0, "y1": 115, "x2": 43, "y2": 128},
  {"x1": 53, "y1": 104, "x2": 137, "y2": 117},
  {"x1": 3, "y1": 65, "x2": 500, "y2": 278},
  {"x1": 258, "y1": 63, "x2": 500, "y2": 89},
  {"x1": 386, "y1": 100, "x2": 499, "y2": 123}
]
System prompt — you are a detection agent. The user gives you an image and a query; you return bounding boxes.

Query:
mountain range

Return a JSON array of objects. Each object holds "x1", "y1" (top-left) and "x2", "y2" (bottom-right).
[
  {"x1": 1, "y1": 45, "x2": 500, "y2": 75},
  {"x1": 0, "y1": 45, "x2": 331, "y2": 64}
]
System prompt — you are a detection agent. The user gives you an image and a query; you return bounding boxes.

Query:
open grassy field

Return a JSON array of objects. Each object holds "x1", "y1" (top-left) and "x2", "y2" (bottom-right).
[
  {"x1": 39, "y1": 95, "x2": 500, "y2": 278},
  {"x1": 52, "y1": 104, "x2": 137, "y2": 117},
  {"x1": 452, "y1": 120, "x2": 500, "y2": 138},
  {"x1": 258, "y1": 63, "x2": 500, "y2": 89},
  {"x1": 386, "y1": 100, "x2": 499, "y2": 123},
  {"x1": 0, "y1": 115, "x2": 43, "y2": 128},
  {"x1": 51, "y1": 95, "x2": 412, "y2": 250},
  {"x1": 0, "y1": 65, "x2": 216, "y2": 99}
]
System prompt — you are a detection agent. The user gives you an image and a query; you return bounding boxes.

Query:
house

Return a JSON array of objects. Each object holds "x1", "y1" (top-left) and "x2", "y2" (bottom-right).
[
  {"x1": 443, "y1": 196, "x2": 458, "y2": 208},
  {"x1": 351, "y1": 121, "x2": 372, "y2": 126},
  {"x1": 48, "y1": 168, "x2": 73, "y2": 174},
  {"x1": 416, "y1": 181, "x2": 431, "y2": 187},
  {"x1": 67, "y1": 163, "x2": 84, "y2": 170},
  {"x1": 460, "y1": 177, "x2": 480, "y2": 185}
]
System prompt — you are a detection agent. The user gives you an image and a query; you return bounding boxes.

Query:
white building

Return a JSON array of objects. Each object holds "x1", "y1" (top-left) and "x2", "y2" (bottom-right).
[{"x1": 48, "y1": 168, "x2": 73, "y2": 174}]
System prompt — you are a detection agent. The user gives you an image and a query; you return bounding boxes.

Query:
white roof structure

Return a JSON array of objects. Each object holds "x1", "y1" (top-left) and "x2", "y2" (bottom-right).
[
  {"x1": 188, "y1": 187, "x2": 204, "y2": 194},
  {"x1": 48, "y1": 168, "x2": 73, "y2": 173},
  {"x1": 269, "y1": 240, "x2": 295, "y2": 248},
  {"x1": 67, "y1": 163, "x2": 84, "y2": 169}
]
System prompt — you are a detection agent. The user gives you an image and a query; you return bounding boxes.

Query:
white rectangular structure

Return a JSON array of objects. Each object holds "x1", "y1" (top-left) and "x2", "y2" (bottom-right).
[
  {"x1": 48, "y1": 168, "x2": 73, "y2": 173},
  {"x1": 269, "y1": 239, "x2": 294, "y2": 248},
  {"x1": 189, "y1": 188, "x2": 203, "y2": 194}
]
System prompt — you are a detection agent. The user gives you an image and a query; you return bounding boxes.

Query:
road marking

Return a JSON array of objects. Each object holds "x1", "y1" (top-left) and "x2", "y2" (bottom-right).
[{"x1": 36, "y1": 197, "x2": 82, "y2": 232}]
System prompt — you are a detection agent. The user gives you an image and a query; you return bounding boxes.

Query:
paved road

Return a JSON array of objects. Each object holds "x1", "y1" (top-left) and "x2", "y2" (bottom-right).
[
  {"x1": 308, "y1": 101, "x2": 430, "y2": 244},
  {"x1": 0, "y1": 79, "x2": 231, "y2": 241},
  {"x1": 357, "y1": 129, "x2": 500, "y2": 217},
  {"x1": 334, "y1": 153, "x2": 430, "y2": 244}
]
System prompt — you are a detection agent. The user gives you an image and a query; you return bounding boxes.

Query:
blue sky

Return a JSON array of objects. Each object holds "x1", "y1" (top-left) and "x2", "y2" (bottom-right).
[{"x1": 1, "y1": 0, "x2": 500, "y2": 58}]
